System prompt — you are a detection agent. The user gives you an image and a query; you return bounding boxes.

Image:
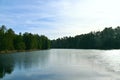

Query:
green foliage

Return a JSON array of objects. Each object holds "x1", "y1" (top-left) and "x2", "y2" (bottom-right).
[
  {"x1": 14, "y1": 34, "x2": 26, "y2": 50},
  {"x1": 0, "y1": 25, "x2": 50, "y2": 51},
  {"x1": 51, "y1": 26, "x2": 120, "y2": 49},
  {"x1": 40, "y1": 35, "x2": 50, "y2": 49},
  {"x1": 4, "y1": 28, "x2": 15, "y2": 50}
]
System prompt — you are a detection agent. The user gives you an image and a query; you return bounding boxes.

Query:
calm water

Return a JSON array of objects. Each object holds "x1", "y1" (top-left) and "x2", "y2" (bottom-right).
[{"x1": 0, "y1": 49, "x2": 120, "y2": 80}]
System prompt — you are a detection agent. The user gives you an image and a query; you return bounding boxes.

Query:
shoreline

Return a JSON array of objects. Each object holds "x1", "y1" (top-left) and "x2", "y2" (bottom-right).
[
  {"x1": 1, "y1": 48, "x2": 120, "y2": 54},
  {"x1": 0, "y1": 49, "x2": 49, "y2": 54}
]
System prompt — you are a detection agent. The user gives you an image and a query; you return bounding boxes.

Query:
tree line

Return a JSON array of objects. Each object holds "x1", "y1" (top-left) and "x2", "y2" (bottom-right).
[
  {"x1": 0, "y1": 25, "x2": 50, "y2": 52},
  {"x1": 51, "y1": 26, "x2": 120, "y2": 49},
  {"x1": 2, "y1": 25, "x2": 120, "y2": 51}
]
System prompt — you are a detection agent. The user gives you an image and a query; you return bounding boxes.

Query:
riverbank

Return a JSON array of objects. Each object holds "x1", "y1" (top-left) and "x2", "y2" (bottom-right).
[{"x1": 0, "y1": 49, "x2": 48, "y2": 54}]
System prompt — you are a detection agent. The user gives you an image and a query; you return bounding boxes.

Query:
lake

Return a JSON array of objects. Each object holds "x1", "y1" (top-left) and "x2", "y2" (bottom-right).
[{"x1": 0, "y1": 49, "x2": 120, "y2": 80}]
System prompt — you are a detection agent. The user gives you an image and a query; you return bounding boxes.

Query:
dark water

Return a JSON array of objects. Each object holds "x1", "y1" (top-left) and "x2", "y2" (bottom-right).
[{"x1": 0, "y1": 49, "x2": 120, "y2": 80}]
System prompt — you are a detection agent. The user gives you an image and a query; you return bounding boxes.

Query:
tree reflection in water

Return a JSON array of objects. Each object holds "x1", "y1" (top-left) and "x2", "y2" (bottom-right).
[
  {"x1": 0, "y1": 54, "x2": 14, "y2": 78},
  {"x1": 0, "y1": 50, "x2": 50, "y2": 79}
]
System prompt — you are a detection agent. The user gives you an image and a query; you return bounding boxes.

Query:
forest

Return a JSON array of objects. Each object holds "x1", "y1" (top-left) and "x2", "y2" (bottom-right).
[
  {"x1": 0, "y1": 25, "x2": 50, "y2": 53},
  {"x1": 51, "y1": 26, "x2": 120, "y2": 49},
  {"x1": 1, "y1": 25, "x2": 120, "y2": 52}
]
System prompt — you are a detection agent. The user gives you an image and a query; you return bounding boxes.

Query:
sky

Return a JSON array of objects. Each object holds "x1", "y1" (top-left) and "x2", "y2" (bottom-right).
[{"x1": 0, "y1": 0, "x2": 120, "y2": 39}]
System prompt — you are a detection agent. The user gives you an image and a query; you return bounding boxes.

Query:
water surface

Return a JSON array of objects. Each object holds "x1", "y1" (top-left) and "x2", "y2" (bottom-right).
[{"x1": 0, "y1": 49, "x2": 120, "y2": 80}]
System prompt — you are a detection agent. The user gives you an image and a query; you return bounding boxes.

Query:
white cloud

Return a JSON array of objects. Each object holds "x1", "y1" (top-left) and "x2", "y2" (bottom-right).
[
  {"x1": 52, "y1": 0, "x2": 120, "y2": 34},
  {"x1": 1, "y1": 0, "x2": 120, "y2": 39}
]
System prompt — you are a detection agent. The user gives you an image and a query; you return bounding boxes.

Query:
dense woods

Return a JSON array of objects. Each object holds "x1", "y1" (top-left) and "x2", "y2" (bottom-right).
[
  {"x1": 0, "y1": 25, "x2": 50, "y2": 53},
  {"x1": 1, "y1": 25, "x2": 120, "y2": 52},
  {"x1": 51, "y1": 26, "x2": 120, "y2": 49}
]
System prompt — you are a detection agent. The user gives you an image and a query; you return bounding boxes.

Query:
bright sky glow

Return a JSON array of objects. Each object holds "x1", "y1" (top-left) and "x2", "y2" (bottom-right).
[{"x1": 0, "y1": 0, "x2": 120, "y2": 39}]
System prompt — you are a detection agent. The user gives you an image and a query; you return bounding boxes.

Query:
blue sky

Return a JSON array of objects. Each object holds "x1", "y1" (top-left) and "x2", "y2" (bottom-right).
[{"x1": 0, "y1": 0, "x2": 120, "y2": 39}]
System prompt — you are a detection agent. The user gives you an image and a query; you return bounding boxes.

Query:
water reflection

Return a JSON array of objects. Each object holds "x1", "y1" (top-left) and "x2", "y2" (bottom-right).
[
  {"x1": 0, "y1": 50, "x2": 50, "y2": 79},
  {"x1": 1, "y1": 49, "x2": 120, "y2": 80},
  {"x1": 0, "y1": 54, "x2": 14, "y2": 78},
  {"x1": 94, "y1": 50, "x2": 120, "y2": 72},
  {"x1": 13, "y1": 50, "x2": 50, "y2": 70}
]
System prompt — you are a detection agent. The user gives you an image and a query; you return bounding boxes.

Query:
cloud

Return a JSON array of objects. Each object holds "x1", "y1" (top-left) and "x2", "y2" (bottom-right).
[{"x1": 0, "y1": 0, "x2": 120, "y2": 39}]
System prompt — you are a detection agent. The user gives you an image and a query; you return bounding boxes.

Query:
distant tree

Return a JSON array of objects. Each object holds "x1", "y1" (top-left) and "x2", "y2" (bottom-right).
[
  {"x1": 0, "y1": 25, "x2": 6, "y2": 50},
  {"x1": 51, "y1": 26, "x2": 120, "y2": 49},
  {"x1": 40, "y1": 35, "x2": 50, "y2": 49},
  {"x1": 7, "y1": 29, "x2": 15, "y2": 50},
  {"x1": 0, "y1": 25, "x2": 50, "y2": 52},
  {"x1": 14, "y1": 33, "x2": 26, "y2": 50},
  {"x1": 2, "y1": 28, "x2": 15, "y2": 50}
]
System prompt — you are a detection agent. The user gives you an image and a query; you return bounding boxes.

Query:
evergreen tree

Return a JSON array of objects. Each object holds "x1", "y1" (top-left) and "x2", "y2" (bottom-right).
[
  {"x1": 14, "y1": 33, "x2": 26, "y2": 50},
  {"x1": 0, "y1": 25, "x2": 50, "y2": 52},
  {"x1": 51, "y1": 26, "x2": 120, "y2": 49}
]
